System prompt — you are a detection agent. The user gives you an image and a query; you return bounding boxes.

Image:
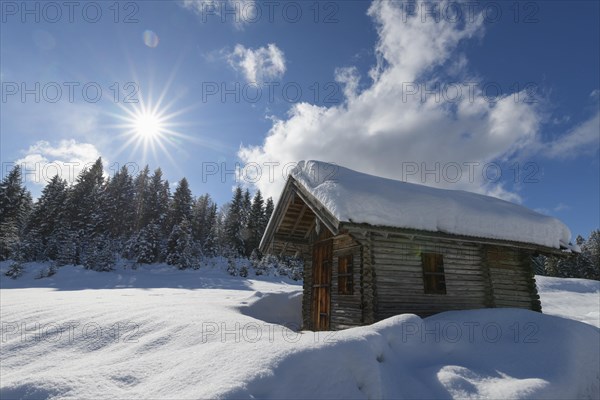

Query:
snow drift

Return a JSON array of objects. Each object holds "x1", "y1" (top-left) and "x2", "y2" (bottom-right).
[
  {"x1": 225, "y1": 310, "x2": 599, "y2": 400},
  {"x1": 290, "y1": 160, "x2": 575, "y2": 250},
  {"x1": 1, "y1": 263, "x2": 598, "y2": 399}
]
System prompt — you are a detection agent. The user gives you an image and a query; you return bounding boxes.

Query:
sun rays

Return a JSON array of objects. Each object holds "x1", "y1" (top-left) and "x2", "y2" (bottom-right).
[
  {"x1": 109, "y1": 89, "x2": 193, "y2": 167},
  {"x1": 133, "y1": 111, "x2": 162, "y2": 139}
]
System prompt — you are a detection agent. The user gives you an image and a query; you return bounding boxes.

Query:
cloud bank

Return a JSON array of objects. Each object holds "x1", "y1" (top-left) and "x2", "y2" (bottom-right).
[
  {"x1": 238, "y1": 0, "x2": 534, "y2": 200},
  {"x1": 239, "y1": 0, "x2": 598, "y2": 203}
]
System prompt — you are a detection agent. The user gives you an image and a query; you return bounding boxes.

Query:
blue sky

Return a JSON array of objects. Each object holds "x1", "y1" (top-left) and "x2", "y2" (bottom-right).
[{"x1": 1, "y1": 0, "x2": 598, "y2": 240}]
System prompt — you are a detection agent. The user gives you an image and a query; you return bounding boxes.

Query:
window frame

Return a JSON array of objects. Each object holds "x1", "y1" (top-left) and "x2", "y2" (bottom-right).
[
  {"x1": 421, "y1": 252, "x2": 447, "y2": 295},
  {"x1": 337, "y1": 254, "x2": 354, "y2": 295}
]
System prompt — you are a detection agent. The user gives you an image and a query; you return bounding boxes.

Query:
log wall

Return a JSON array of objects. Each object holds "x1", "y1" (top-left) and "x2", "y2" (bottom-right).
[
  {"x1": 484, "y1": 245, "x2": 542, "y2": 311},
  {"x1": 366, "y1": 231, "x2": 491, "y2": 319},
  {"x1": 329, "y1": 234, "x2": 363, "y2": 330},
  {"x1": 302, "y1": 256, "x2": 313, "y2": 330},
  {"x1": 303, "y1": 226, "x2": 542, "y2": 330}
]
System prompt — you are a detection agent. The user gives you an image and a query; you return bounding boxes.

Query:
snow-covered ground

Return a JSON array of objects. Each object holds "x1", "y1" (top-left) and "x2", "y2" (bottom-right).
[
  {"x1": 536, "y1": 275, "x2": 600, "y2": 328},
  {"x1": 1, "y1": 262, "x2": 598, "y2": 399}
]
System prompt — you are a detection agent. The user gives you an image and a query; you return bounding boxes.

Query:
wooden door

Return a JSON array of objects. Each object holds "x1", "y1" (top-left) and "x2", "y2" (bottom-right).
[{"x1": 312, "y1": 239, "x2": 332, "y2": 331}]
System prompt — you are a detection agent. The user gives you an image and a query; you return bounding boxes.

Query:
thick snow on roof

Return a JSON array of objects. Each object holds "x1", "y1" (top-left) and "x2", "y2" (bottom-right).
[{"x1": 291, "y1": 160, "x2": 575, "y2": 250}]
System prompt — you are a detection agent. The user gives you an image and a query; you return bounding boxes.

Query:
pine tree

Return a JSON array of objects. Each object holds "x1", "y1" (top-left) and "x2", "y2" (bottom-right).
[
  {"x1": 0, "y1": 166, "x2": 33, "y2": 260},
  {"x1": 169, "y1": 178, "x2": 193, "y2": 232},
  {"x1": 17, "y1": 229, "x2": 44, "y2": 261},
  {"x1": 82, "y1": 234, "x2": 115, "y2": 271},
  {"x1": 166, "y1": 218, "x2": 197, "y2": 269},
  {"x1": 578, "y1": 230, "x2": 600, "y2": 280},
  {"x1": 103, "y1": 165, "x2": 135, "y2": 238},
  {"x1": 64, "y1": 158, "x2": 104, "y2": 234},
  {"x1": 282, "y1": 255, "x2": 304, "y2": 281},
  {"x1": 227, "y1": 255, "x2": 238, "y2": 276},
  {"x1": 239, "y1": 262, "x2": 249, "y2": 277},
  {"x1": 61, "y1": 158, "x2": 106, "y2": 265},
  {"x1": 223, "y1": 186, "x2": 245, "y2": 255},
  {"x1": 544, "y1": 230, "x2": 600, "y2": 280},
  {"x1": 1, "y1": 159, "x2": 289, "y2": 269},
  {"x1": 5, "y1": 261, "x2": 24, "y2": 279},
  {"x1": 250, "y1": 248, "x2": 262, "y2": 272},
  {"x1": 242, "y1": 189, "x2": 252, "y2": 225},
  {"x1": 54, "y1": 226, "x2": 78, "y2": 266},
  {"x1": 531, "y1": 255, "x2": 546, "y2": 275},
  {"x1": 263, "y1": 197, "x2": 274, "y2": 230},
  {"x1": 203, "y1": 203, "x2": 219, "y2": 257},
  {"x1": 256, "y1": 253, "x2": 278, "y2": 276},
  {"x1": 240, "y1": 189, "x2": 252, "y2": 253},
  {"x1": 245, "y1": 190, "x2": 265, "y2": 256},
  {"x1": 145, "y1": 168, "x2": 170, "y2": 228},
  {"x1": 191, "y1": 194, "x2": 210, "y2": 245},
  {"x1": 583, "y1": 230, "x2": 599, "y2": 266},
  {"x1": 130, "y1": 223, "x2": 160, "y2": 264},
  {"x1": 22, "y1": 175, "x2": 67, "y2": 260},
  {"x1": 133, "y1": 165, "x2": 151, "y2": 231}
]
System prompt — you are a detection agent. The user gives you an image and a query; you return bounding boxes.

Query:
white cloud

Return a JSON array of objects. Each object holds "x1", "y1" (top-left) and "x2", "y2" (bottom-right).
[
  {"x1": 181, "y1": 0, "x2": 258, "y2": 30},
  {"x1": 239, "y1": 0, "x2": 542, "y2": 201},
  {"x1": 554, "y1": 203, "x2": 570, "y2": 212},
  {"x1": 227, "y1": 43, "x2": 286, "y2": 83},
  {"x1": 534, "y1": 203, "x2": 570, "y2": 216},
  {"x1": 545, "y1": 112, "x2": 600, "y2": 159},
  {"x1": 15, "y1": 139, "x2": 105, "y2": 186},
  {"x1": 334, "y1": 67, "x2": 361, "y2": 100}
]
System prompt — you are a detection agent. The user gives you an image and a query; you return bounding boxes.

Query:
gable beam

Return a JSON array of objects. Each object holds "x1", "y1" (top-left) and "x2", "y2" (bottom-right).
[{"x1": 291, "y1": 181, "x2": 339, "y2": 235}]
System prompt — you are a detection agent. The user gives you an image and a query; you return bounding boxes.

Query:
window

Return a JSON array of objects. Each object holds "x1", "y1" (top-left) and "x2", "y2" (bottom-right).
[
  {"x1": 338, "y1": 255, "x2": 354, "y2": 295},
  {"x1": 421, "y1": 253, "x2": 446, "y2": 294}
]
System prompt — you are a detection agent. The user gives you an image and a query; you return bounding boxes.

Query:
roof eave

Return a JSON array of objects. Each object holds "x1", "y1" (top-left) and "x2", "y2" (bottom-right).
[
  {"x1": 259, "y1": 176, "x2": 341, "y2": 254},
  {"x1": 339, "y1": 221, "x2": 570, "y2": 256}
]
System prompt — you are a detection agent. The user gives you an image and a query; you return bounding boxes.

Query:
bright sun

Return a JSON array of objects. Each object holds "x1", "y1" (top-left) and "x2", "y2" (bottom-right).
[
  {"x1": 112, "y1": 89, "x2": 197, "y2": 165},
  {"x1": 112, "y1": 102, "x2": 177, "y2": 163},
  {"x1": 134, "y1": 112, "x2": 162, "y2": 139}
]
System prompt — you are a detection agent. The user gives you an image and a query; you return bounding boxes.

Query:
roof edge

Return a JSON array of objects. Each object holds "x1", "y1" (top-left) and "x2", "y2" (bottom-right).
[
  {"x1": 341, "y1": 222, "x2": 575, "y2": 256},
  {"x1": 259, "y1": 176, "x2": 341, "y2": 254}
]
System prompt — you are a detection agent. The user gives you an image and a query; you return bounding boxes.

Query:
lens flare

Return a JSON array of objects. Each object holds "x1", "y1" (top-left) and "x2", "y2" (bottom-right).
[{"x1": 143, "y1": 30, "x2": 159, "y2": 48}]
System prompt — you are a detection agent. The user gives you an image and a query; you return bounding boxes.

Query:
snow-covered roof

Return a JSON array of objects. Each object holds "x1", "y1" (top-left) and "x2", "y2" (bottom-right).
[{"x1": 291, "y1": 161, "x2": 576, "y2": 251}]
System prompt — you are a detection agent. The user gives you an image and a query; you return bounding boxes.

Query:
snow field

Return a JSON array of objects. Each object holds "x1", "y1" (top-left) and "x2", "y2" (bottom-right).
[
  {"x1": 1, "y1": 262, "x2": 598, "y2": 399},
  {"x1": 536, "y1": 275, "x2": 600, "y2": 328}
]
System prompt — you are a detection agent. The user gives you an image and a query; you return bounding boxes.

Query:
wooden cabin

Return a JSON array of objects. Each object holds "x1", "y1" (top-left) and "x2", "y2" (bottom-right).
[{"x1": 260, "y1": 161, "x2": 577, "y2": 331}]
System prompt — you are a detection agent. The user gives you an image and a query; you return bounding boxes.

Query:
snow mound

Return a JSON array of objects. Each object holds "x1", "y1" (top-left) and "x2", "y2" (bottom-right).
[
  {"x1": 224, "y1": 309, "x2": 599, "y2": 399},
  {"x1": 236, "y1": 291, "x2": 303, "y2": 326},
  {"x1": 291, "y1": 160, "x2": 575, "y2": 250}
]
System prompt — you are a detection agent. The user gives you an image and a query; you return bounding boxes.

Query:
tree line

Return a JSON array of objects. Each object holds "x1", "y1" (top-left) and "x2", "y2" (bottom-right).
[
  {"x1": 1, "y1": 159, "x2": 597, "y2": 280},
  {"x1": 0, "y1": 159, "x2": 278, "y2": 272},
  {"x1": 534, "y1": 232, "x2": 600, "y2": 281}
]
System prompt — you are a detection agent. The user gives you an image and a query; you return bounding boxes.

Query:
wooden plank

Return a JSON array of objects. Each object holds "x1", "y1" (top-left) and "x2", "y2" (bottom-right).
[
  {"x1": 273, "y1": 233, "x2": 309, "y2": 246},
  {"x1": 311, "y1": 239, "x2": 333, "y2": 331}
]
